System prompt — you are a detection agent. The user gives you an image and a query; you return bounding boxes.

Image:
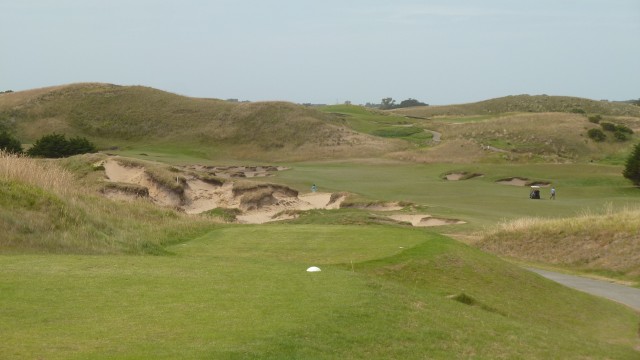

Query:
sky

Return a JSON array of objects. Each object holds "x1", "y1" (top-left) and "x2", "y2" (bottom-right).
[{"x1": 1, "y1": 0, "x2": 639, "y2": 105}]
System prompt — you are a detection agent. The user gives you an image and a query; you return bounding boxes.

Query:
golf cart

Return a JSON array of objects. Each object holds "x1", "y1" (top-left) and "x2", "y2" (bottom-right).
[{"x1": 529, "y1": 185, "x2": 541, "y2": 199}]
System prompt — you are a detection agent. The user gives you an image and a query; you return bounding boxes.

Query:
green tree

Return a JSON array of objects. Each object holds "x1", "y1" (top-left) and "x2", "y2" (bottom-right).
[
  {"x1": 27, "y1": 133, "x2": 96, "y2": 158},
  {"x1": 0, "y1": 131, "x2": 22, "y2": 154},
  {"x1": 623, "y1": 142, "x2": 640, "y2": 186},
  {"x1": 397, "y1": 98, "x2": 428, "y2": 108},
  {"x1": 380, "y1": 97, "x2": 396, "y2": 110}
]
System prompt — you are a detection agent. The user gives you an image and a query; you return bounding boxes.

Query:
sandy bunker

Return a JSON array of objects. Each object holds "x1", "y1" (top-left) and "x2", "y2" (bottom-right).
[
  {"x1": 388, "y1": 214, "x2": 466, "y2": 227},
  {"x1": 101, "y1": 159, "x2": 346, "y2": 224}
]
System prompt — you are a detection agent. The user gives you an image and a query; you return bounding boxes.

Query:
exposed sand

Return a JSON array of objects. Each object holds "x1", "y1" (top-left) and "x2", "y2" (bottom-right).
[
  {"x1": 388, "y1": 214, "x2": 466, "y2": 227},
  {"x1": 103, "y1": 160, "x2": 182, "y2": 208},
  {"x1": 497, "y1": 177, "x2": 529, "y2": 186},
  {"x1": 236, "y1": 192, "x2": 345, "y2": 224},
  {"x1": 445, "y1": 172, "x2": 483, "y2": 181},
  {"x1": 101, "y1": 158, "x2": 347, "y2": 224},
  {"x1": 446, "y1": 173, "x2": 466, "y2": 181}
]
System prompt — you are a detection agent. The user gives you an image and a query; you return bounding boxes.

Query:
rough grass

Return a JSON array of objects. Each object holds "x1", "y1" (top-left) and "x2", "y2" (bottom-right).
[
  {"x1": 0, "y1": 84, "x2": 403, "y2": 161},
  {"x1": 0, "y1": 152, "x2": 214, "y2": 254},
  {"x1": 391, "y1": 94, "x2": 640, "y2": 117},
  {"x1": 477, "y1": 206, "x2": 640, "y2": 282}
]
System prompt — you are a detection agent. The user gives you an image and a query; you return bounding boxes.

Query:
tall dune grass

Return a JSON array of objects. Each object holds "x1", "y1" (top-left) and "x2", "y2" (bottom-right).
[
  {"x1": 0, "y1": 152, "x2": 215, "y2": 254},
  {"x1": 478, "y1": 205, "x2": 640, "y2": 279},
  {"x1": 0, "y1": 151, "x2": 76, "y2": 196}
]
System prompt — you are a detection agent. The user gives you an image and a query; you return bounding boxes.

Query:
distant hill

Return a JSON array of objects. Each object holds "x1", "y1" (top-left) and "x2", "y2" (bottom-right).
[
  {"x1": 391, "y1": 95, "x2": 640, "y2": 118},
  {"x1": 0, "y1": 83, "x2": 404, "y2": 161}
]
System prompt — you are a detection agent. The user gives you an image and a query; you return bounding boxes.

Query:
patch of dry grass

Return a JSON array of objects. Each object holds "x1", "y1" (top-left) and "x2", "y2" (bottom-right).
[
  {"x1": 477, "y1": 205, "x2": 640, "y2": 279},
  {"x1": 0, "y1": 151, "x2": 76, "y2": 196},
  {"x1": 0, "y1": 151, "x2": 214, "y2": 254},
  {"x1": 391, "y1": 94, "x2": 640, "y2": 117}
]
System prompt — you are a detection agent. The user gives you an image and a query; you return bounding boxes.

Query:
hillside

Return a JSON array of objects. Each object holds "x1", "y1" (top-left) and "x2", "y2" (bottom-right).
[
  {"x1": 0, "y1": 83, "x2": 405, "y2": 161},
  {"x1": 322, "y1": 104, "x2": 640, "y2": 164},
  {"x1": 391, "y1": 94, "x2": 640, "y2": 118}
]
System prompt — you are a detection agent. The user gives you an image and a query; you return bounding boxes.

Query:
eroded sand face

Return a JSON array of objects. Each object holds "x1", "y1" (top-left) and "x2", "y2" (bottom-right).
[
  {"x1": 101, "y1": 158, "x2": 465, "y2": 227},
  {"x1": 101, "y1": 158, "x2": 346, "y2": 223},
  {"x1": 388, "y1": 214, "x2": 466, "y2": 227}
]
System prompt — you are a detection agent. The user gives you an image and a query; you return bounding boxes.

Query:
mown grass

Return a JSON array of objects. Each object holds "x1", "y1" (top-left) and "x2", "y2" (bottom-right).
[
  {"x1": 273, "y1": 160, "x2": 640, "y2": 231},
  {"x1": 1, "y1": 226, "x2": 637, "y2": 359},
  {"x1": 320, "y1": 105, "x2": 432, "y2": 146}
]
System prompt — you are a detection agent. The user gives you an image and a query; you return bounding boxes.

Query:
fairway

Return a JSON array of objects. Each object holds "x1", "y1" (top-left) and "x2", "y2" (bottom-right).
[
  {"x1": 272, "y1": 161, "x2": 639, "y2": 230},
  {"x1": 1, "y1": 225, "x2": 638, "y2": 359}
]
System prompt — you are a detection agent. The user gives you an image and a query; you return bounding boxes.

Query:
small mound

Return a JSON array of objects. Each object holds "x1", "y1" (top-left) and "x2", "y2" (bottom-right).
[
  {"x1": 388, "y1": 214, "x2": 466, "y2": 227},
  {"x1": 181, "y1": 164, "x2": 290, "y2": 179},
  {"x1": 496, "y1": 177, "x2": 529, "y2": 186},
  {"x1": 445, "y1": 172, "x2": 484, "y2": 181},
  {"x1": 342, "y1": 202, "x2": 403, "y2": 211},
  {"x1": 528, "y1": 181, "x2": 551, "y2": 187}
]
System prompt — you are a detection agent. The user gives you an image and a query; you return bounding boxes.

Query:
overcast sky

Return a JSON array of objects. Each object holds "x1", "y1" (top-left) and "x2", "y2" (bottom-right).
[{"x1": 1, "y1": 0, "x2": 638, "y2": 105}]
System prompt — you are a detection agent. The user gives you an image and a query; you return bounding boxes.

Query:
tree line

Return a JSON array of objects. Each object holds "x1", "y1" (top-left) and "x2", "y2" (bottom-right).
[{"x1": 365, "y1": 98, "x2": 428, "y2": 110}]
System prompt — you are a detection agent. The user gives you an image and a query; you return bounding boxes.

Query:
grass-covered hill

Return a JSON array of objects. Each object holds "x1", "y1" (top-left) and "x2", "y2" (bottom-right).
[
  {"x1": 391, "y1": 94, "x2": 640, "y2": 118},
  {"x1": 0, "y1": 83, "x2": 404, "y2": 161},
  {"x1": 322, "y1": 102, "x2": 640, "y2": 164}
]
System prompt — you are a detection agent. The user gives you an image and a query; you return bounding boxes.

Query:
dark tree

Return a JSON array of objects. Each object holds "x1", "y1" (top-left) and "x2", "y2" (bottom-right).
[
  {"x1": 380, "y1": 97, "x2": 396, "y2": 110},
  {"x1": 397, "y1": 98, "x2": 428, "y2": 108},
  {"x1": 623, "y1": 142, "x2": 640, "y2": 186},
  {"x1": 27, "y1": 133, "x2": 96, "y2": 158},
  {"x1": 0, "y1": 131, "x2": 22, "y2": 154}
]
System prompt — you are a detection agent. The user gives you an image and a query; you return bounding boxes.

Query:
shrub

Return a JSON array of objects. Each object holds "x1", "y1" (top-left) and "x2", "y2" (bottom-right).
[
  {"x1": 587, "y1": 115, "x2": 602, "y2": 124},
  {"x1": 614, "y1": 131, "x2": 628, "y2": 142},
  {"x1": 615, "y1": 124, "x2": 633, "y2": 134},
  {"x1": 570, "y1": 108, "x2": 585, "y2": 114},
  {"x1": 0, "y1": 131, "x2": 22, "y2": 154},
  {"x1": 27, "y1": 133, "x2": 96, "y2": 158},
  {"x1": 600, "y1": 122, "x2": 616, "y2": 132},
  {"x1": 587, "y1": 128, "x2": 606, "y2": 142},
  {"x1": 623, "y1": 142, "x2": 640, "y2": 185}
]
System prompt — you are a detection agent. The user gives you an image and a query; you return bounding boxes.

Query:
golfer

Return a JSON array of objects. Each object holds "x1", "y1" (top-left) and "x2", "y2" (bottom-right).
[{"x1": 550, "y1": 187, "x2": 556, "y2": 200}]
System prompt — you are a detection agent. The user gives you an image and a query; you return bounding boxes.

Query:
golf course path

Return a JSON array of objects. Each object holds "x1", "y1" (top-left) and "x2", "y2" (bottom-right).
[
  {"x1": 527, "y1": 268, "x2": 640, "y2": 311},
  {"x1": 426, "y1": 129, "x2": 441, "y2": 143}
]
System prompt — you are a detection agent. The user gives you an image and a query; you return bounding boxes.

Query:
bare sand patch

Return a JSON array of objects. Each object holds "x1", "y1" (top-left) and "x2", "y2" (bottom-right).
[
  {"x1": 180, "y1": 164, "x2": 289, "y2": 179},
  {"x1": 388, "y1": 214, "x2": 466, "y2": 227},
  {"x1": 103, "y1": 159, "x2": 182, "y2": 208},
  {"x1": 102, "y1": 158, "x2": 349, "y2": 223},
  {"x1": 496, "y1": 177, "x2": 529, "y2": 186},
  {"x1": 445, "y1": 172, "x2": 483, "y2": 181},
  {"x1": 496, "y1": 177, "x2": 551, "y2": 187},
  {"x1": 446, "y1": 173, "x2": 466, "y2": 181}
]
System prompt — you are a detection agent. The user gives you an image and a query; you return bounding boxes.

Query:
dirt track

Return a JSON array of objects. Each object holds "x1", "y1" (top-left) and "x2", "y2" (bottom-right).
[{"x1": 527, "y1": 268, "x2": 640, "y2": 311}]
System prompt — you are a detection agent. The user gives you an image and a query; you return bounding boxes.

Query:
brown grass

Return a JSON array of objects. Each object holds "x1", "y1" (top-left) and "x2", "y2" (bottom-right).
[
  {"x1": 0, "y1": 151, "x2": 76, "y2": 196},
  {"x1": 0, "y1": 151, "x2": 215, "y2": 254},
  {"x1": 477, "y1": 206, "x2": 640, "y2": 279}
]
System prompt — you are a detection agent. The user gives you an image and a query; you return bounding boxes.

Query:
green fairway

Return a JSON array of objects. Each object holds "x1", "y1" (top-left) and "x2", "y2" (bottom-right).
[
  {"x1": 1, "y1": 225, "x2": 638, "y2": 359},
  {"x1": 272, "y1": 161, "x2": 640, "y2": 231}
]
